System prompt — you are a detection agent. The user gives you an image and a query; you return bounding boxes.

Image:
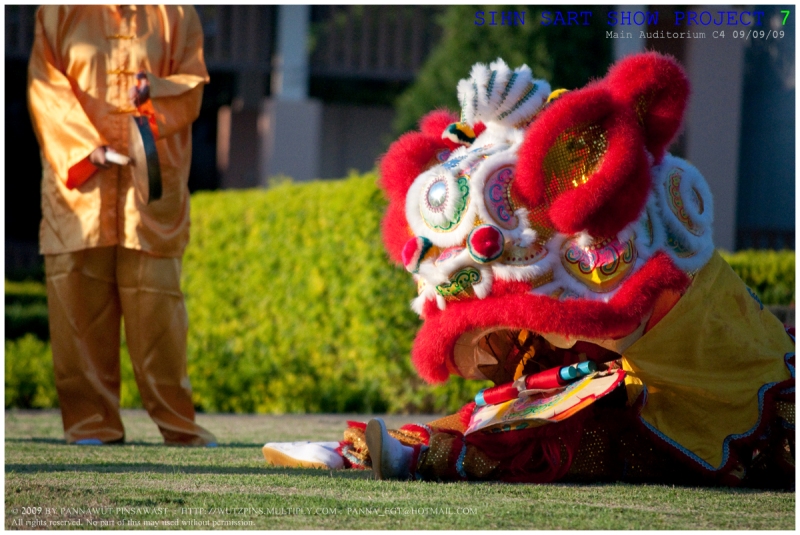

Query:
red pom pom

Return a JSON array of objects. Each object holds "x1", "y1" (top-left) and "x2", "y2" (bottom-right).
[
  {"x1": 401, "y1": 236, "x2": 433, "y2": 273},
  {"x1": 468, "y1": 225, "x2": 504, "y2": 263}
]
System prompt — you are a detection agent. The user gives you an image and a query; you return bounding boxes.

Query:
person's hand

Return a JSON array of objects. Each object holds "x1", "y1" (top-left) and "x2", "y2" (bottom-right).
[
  {"x1": 89, "y1": 146, "x2": 111, "y2": 169},
  {"x1": 129, "y1": 70, "x2": 151, "y2": 108}
]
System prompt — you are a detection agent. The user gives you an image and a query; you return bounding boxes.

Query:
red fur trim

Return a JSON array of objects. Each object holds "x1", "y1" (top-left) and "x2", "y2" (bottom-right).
[
  {"x1": 379, "y1": 111, "x2": 463, "y2": 263},
  {"x1": 379, "y1": 118, "x2": 502, "y2": 265},
  {"x1": 458, "y1": 402, "x2": 476, "y2": 428},
  {"x1": 378, "y1": 132, "x2": 448, "y2": 206},
  {"x1": 514, "y1": 86, "x2": 650, "y2": 237},
  {"x1": 379, "y1": 113, "x2": 485, "y2": 209},
  {"x1": 419, "y1": 109, "x2": 459, "y2": 137},
  {"x1": 413, "y1": 252, "x2": 689, "y2": 383},
  {"x1": 605, "y1": 52, "x2": 689, "y2": 164},
  {"x1": 381, "y1": 202, "x2": 413, "y2": 265}
]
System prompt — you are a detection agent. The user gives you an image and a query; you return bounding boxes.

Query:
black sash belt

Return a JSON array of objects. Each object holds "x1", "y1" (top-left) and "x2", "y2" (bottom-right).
[{"x1": 134, "y1": 115, "x2": 162, "y2": 203}]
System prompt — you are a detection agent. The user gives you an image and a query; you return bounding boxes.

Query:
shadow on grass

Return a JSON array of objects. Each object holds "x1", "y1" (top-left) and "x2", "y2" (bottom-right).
[
  {"x1": 5, "y1": 458, "x2": 791, "y2": 492},
  {"x1": 5, "y1": 462, "x2": 373, "y2": 479},
  {"x1": 6, "y1": 438, "x2": 64, "y2": 445}
]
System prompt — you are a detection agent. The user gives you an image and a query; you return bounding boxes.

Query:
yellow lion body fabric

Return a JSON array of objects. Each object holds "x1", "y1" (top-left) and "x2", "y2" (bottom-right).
[{"x1": 623, "y1": 251, "x2": 793, "y2": 471}]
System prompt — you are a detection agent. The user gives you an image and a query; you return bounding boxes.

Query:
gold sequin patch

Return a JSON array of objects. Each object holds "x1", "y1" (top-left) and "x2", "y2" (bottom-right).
[
  {"x1": 530, "y1": 269, "x2": 555, "y2": 290},
  {"x1": 343, "y1": 427, "x2": 368, "y2": 454},
  {"x1": 463, "y1": 446, "x2": 500, "y2": 479},
  {"x1": 566, "y1": 417, "x2": 616, "y2": 479},
  {"x1": 525, "y1": 206, "x2": 558, "y2": 241},
  {"x1": 418, "y1": 433, "x2": 458, "y2": 480},
  {"x1": 428, "y1": 413, "x2": 468, "y2": 433},
  {"x1": 388, "y1": 429, "x2": 427, "y2": 448},
  {"x1": 541, "y1": 122, "x2": 608, "y2": 204},
  {"x1": 777, "y1": 401, "x2": 795, "y2": 425}
]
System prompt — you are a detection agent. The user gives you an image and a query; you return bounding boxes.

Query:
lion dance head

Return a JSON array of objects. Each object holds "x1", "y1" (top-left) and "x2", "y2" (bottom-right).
[{"x1": 379, "y1": 52, "x2": 716, "y2": 385}]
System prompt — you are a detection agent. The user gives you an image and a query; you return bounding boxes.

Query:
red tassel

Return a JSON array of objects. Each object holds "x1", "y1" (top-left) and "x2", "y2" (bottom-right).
[
  {"x1": 66, "y1": 157, "x2": 98, "y2": 189},
  {"x1": 346, "y1": 421, "x2": 367, "y2": 431}
]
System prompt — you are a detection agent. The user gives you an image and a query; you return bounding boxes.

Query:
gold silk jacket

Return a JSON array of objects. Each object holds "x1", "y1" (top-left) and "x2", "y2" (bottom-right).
[{"x1": 28, "y1": 5, "x2": 209, "y2": 257}]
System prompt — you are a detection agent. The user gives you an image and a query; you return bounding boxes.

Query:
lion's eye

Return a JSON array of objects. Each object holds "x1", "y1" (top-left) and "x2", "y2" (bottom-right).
[
  {"x1": 419, "y1": 173, "x2": 470, "y2": 233},
  {"x1": 426, "y1": 181, "x2": 448, "y2": 209}
]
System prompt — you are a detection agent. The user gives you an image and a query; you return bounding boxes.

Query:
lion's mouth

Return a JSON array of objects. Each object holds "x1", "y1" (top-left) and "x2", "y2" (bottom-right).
[{"x1": 451, "y1": 327, "x2": 622, "y2": 384}]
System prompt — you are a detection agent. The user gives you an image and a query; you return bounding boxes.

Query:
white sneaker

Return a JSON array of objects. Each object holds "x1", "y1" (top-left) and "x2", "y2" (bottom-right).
[
  {"x1": 365, "y1": 419, "x2": 413, "y2": 480},
  {"x1": 262, "y1": 441, "x2": 345, "y2": 470}
]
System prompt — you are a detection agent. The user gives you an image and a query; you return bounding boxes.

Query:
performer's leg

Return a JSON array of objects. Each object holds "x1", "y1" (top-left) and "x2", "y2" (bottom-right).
[
  {"x1": 45, "y1": 247, "x2": 125, "y2": 444},
  {"x1": 416, "y1": 431, "x2": 499, "y2": 481},
  {"x1": 362, "y1": 419, "x2": 500, "y2": 480},
  {"x1": 116, "y1": 247, "x2": 216, "y2": 446}
]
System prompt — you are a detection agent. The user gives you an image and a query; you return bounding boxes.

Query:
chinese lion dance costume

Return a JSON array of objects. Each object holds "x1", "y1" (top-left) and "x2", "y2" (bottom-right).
[{"x1": 264, "y1": 53, "x2": 795, "y2": 487}]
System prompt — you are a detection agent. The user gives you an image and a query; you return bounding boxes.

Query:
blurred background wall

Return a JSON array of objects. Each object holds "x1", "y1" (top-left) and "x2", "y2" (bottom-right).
[{"x1": 5, "y1": 5, "x2": 795, "y2": 279}]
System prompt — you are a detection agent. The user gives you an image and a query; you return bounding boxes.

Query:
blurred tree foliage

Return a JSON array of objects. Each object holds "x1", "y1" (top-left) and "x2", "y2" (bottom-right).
[{"x1": 394, "y1": 5, "x2": 612, "y2": 134}]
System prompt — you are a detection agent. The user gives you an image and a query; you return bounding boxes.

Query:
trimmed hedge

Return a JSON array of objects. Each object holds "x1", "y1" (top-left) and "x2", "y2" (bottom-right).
[
  {"x1": 4, "y1": 333, "x2": 143, "y2": 410},
  {"x1": 183, "y1": 173, "x2": 480, "y2": 414},
  {"x1": 4, "y1": 174, "x2": 795, "y2": 413},
  {"x1": 719, "y1": 250, "x2": 795, "y2": 306},
  {"x1": 5, "y1": 335, "x2": 57, "y2": 409},
  {"x1": 5, "y1": 280, "x2": 49, "y2": 341}
]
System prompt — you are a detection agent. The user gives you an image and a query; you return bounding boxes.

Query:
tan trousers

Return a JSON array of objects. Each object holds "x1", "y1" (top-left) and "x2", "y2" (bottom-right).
[{"x1": 45, "y1": 246, "x2": 216, "y2": 445}]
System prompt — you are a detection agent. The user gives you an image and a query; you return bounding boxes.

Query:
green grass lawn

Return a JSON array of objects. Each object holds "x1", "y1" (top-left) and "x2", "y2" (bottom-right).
[{"x1": 5, "y1": 409, "x2": 795, "y2": 530}]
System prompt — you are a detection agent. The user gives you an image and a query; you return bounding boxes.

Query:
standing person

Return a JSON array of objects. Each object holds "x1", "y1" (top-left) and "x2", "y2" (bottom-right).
[{"x1": 28, "y1": 5, "x2": 216, "y2": 446}]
